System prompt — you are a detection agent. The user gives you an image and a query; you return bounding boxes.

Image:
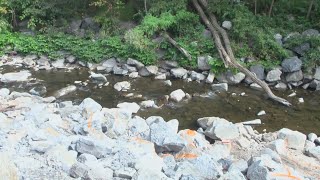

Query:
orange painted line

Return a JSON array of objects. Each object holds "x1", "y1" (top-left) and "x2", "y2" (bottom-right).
[
  {"x1": 175, "y1": 153, "x2": 198, "y2": 159},
  {"x1": 87, "y1": 112, "x2": 93, "y2": 129}
]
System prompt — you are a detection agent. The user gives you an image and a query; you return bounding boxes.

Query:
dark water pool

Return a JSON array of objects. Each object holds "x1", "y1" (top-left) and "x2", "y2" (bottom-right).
[{"x1": 1, "y1": 66, "x2": 320, "y2": 134}]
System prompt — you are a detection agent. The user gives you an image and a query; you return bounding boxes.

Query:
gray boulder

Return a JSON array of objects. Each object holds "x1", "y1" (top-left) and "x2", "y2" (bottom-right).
[
  {"x1": 66, "y1": 55, "x2": 76, "y2": 63},
  {"x1": 37, "y1": 56, "x2": 50, "y2": 67},
  {"x1": 274, "y1": 34, "x2": 283, "y2": 46},
  {"x1": 245, "y1": 64, "x2": 265, "y2": 83},
  {"x1": 309, "y1": 79, "x2": 320, "y2": 90},
  {"x1": 122, "y1": 64, "x2": 137, "y2": 73},
  {"x1": 190, "y1": 71, "x2": 206, "y2": 81},
  {"x1": 53, "y1": 85, "x2": 77, "y2": 98},
  {"x1": 281, "y1": 56, "x2": 302, "y2": 72},
  {"x1": 266, "y1": 69, "x2": 282, "y2": 82},
  {"x1": 171, "y1": 67, "x2": 188, "y2": 79},
  {"x1": 286, "y1": 70, "x2": 303, "y2": 82},
  {"x1": 149, "y1": 118, "x2": 186, "y2": 152},
  {"x1": 89, "y1": 72, "x2": 107, "y2": 82},
  {"x1": 293, "y1": 42, "x2": 310, "y2": 56},
  {"x1": 197, "y1": 56, "x2": 212, "y2": 71},
  {"x1": 51, "y1": 58, "x2": 66, "y2": 69},
  {"x1": 160, "y1": 61, "x2": 179, "y2": 70},
  {"x1": 206, "y1": 72, "x2": 215, "y2": 83},
  {"x1": 275, "y1": 82, "x2": 287, "y2": 90},
  {"x1": 170, "y1": 89, "x2": 186, "y2": 102},
  {"x1": 278, "y1": 128, "x2": 306, "y2": 151},
  {"x1": 1, "y1": 71, "x2": 31, "y2": 83},
  {"x1": 102, "y1": 58, "x2": 117, "y2": 73},
  {"x1": 29, "y1": 85, "x2": 47, "y2": 96},
  {"x1": 217, "y1": 71, "x2": 245, "y2": 84},
  {"x1": 113, "y1": 66, "x2": 128, "y2": 75},
  {"x1": 127, "y1": 58, "x2": 144, "y2": 69},
  {"x1": 302, "y1": 29, "x2": 319, "y2": 36},
  {"x1": 75, "y1": 137, "x2": 112, "y2": 159},
  {"x1": 212, "y1": 83, "x2": 228, "y2": 92},
  {"x1": 204, "y1": 118, "x2": 240, "y2": 140}
]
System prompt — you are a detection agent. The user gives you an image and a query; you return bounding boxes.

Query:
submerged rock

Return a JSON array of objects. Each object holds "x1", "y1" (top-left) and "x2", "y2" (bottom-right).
[
  {"x1": 53, "y1": 85, "x2": 77, "y2": 98},
  {"x1": 1, "y1": 71, "x2": 31, "y2": 83},
  {"x1": 114, "y1": 81, "x2": 131, "y2": 91},
  {"x1": 212, "y1": 83, "x2": 228, "y2": 92}
]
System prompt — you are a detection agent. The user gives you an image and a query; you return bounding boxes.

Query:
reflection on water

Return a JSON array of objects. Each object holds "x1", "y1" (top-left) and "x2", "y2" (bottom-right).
[{"x1": 1, "y1": 66, "x2": 320, "y2": 134}]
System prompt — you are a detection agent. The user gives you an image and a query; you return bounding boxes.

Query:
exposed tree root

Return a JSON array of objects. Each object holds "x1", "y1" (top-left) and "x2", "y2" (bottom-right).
[
  {"x1": 192, "y1": 0, "x2": 291, "y2": 106},
  {"x1": 163, "y1": 32, "x2": 192, "y2": 62}
]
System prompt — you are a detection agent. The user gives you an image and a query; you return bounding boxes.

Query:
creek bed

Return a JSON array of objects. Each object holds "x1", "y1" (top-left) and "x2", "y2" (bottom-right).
[{"x1": 1, "y1": 66, "x2": 320, "y2": 134}]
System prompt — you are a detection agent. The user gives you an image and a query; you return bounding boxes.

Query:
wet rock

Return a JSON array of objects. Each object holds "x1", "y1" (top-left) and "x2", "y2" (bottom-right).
[
  {"x1": 307, "y1": 133, "x2": 317, "y2": 143},
  {"x1": 140, "y1": 100, "x2": 157, "y2": 108},
  {"x1": 51, "y1": 58, "x2": 66, "y2": 69},
  {"x1": 53, "y1": 85, "x2": 77, "y2": 98},
  {"x1": 197, "y1": 56, "x2": 212, "y2": 71},
  {"x1": 170, "y1": 89, "x2": 186, "y2": 102},
  {"x1": 29, "y1": 85, "x2": 47, "y2": 96},
  {"x1": 302, "y1": 29, "x2": 319, "y2": 36},
  {"x1": 117, "y1": 102, "x2": 140, "y2": 113},
  {"x1": 113, "y1": 66, "x2": 128, "y2": 75},
  {"x1": 212, "y1": 83, "x2": 228, "y2": 92},
  {"x1": 190, "y1": 71, "x2": 206, "y2": 81},
  {"x1": 275, "y1": 82, "x2": 287, "y2": 90},
  {"x1": 281, "y1": 56, "x2": 302, "y2": 72},
  {"x1": 89, "y1": 72, "x2": 107, "y2": 82},
  {"x1": 75, "y1": 137, "x2": 112, "y2": 159},
  {"x1": 128, "y1": 72, "x2": 139, "y2": 78},
  {"x1": 171, "y1": 67, "x2": 188, "y2": 79},
  {"x1": 114, "y1": 81, "x2": 131, "y2": 91},
  {"x1": 206, "y1": 72, "x2": 215, "y2": 83},
  {"x1": 0, "y1": 88, "x2": 10, "y2": 97},
  {"x1": 266, "y1": 69, "x2": 282, "y2": 82},
  {"x1": 155, "y1": 73, "x2": 166, "y2": 80},
  {"x1": 305, "y1": 146, "x2": 320, "y2": 160},
  {"x1": 204, "y1": 119, "x2": 240, "y2": 140},
  {"x1": 250, "y1": 83, "x2": 262, "y2": 90},
  {"x1": 1, "y1": 71, "x2": 31, "y2": 83},
  {"x1": 278, "y1": 128, "x2": 306, "y2": 151},
  {"x1": 222, "y1": 21, "x2": 232, "y2": 30},
  {"x1": 286, "y1": 70, "x2": 303, "y2": 82},
  {"x1": 309, "y1": 79, "x2": 320, "y2": 90},
  {"x1": 164, "y1": 80, "x2": 172, "y2": 86},
  {"x1": 127, "y1": 58, "x2": 144, "y2": 69},
  {"x1": 149, "y1": 119, "x2": 186, "y2": 152}
]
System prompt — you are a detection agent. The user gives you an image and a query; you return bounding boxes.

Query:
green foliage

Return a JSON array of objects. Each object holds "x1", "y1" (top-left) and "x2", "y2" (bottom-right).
[{"x1": 285, "y1": 35, "x2": 320, "y2": 69}]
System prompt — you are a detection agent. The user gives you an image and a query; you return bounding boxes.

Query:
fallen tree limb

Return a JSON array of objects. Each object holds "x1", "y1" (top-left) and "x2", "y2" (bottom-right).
[
  {"x1": 163, "y1": 32, "x2": 192, "y2": 62},
  {"x1": 192, "y1": 0, "x2": 291, "y2": 106}
]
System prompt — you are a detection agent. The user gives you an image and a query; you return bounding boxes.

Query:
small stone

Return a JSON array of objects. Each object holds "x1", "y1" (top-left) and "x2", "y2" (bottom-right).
[
  {"x1": 288, "y1": 92, "x2": 296, "y2": 97},
  {"x1": 257, "y1": 110, "x2": 266, "y2": 116},
  {"x1": 155, "y1": 73, "x2": 166, "y2": 80},
  {"x1": 164, "y1": 80, "x2": 172, "y2": 86},
  {"x1": 114, "y1": 81, "x2": 131, "y2": 91},
  {"x1": 170, "y1": 89, "x2": 186, "y2": 102},
  {"x1": 53, "y1": 85, "x2": 77, "y2": 98},
  {"x1": 298, "y1": 98, "x2": 304, "y2": 103},
  {"x1": 206, "y1": 72, "x2": 215, "y2": 83},
  {"x1": 140, "y1": 100, "x2": 157, "y2": 108},
  {"x1": 89, "y1": 72, "x2": 107, "y2": 82},
  {"x1": 212, "y1": 83, "x2": 228, "y2": 92},
  {"x1": 129, "y1": 72, "x2": 139, "y2": 78}
]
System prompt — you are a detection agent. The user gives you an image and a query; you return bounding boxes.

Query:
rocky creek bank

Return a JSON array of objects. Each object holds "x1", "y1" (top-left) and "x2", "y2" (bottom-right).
[{"x1": 0, "y1": 88, "x2": 320, "y2": 179}]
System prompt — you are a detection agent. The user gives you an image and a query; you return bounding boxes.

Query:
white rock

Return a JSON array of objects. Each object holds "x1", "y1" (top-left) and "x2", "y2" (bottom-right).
[
  {"x1": 222, "y1": 21, "x2": 232, "y2": 30},
  {"x1": 170, "y1": 89, "x2": 186, "y2": 102},
  {"x1": 298, "y1": 98, "x2": 304, "y2": 103},
  {"x1": 206, "y1": 72, "x2": 215, "y2": 83},
  {"x1": 140, "y1": 100, "x2": 157, "y2": 108},
  {"x1": 114, "y1": 81, "x2": 131, "y2": 91},
  {"x1": 1, "y1": 71, "x2": 31, "y2": 83},
  {"x1": 129, "y1": 72, "x2": 139, "y2": 78},
  {"x1": 257, "y1": 110, "x2": 266, "y2": 116},
  {"x1": 288, "y1": 92, "x2": 296, "y2": 97},
  {"x1": 307, "y1": 133, "x2": 317, "y2": 143},
  {"x1": 164, "y1": 80, "x2": 172, "y2": 86},
  {"x1": 278, "y1": 128, "x2": 306, "y2": 151},
  {"x1": 155, "y1": 73, "x2": 166, "y2": 80},
  {"x1": 250, "y1": 83, "x2": 263, "y2": 90},
  {"x1": 117, "y1": 102, "x2": 140, "y2": 113}
]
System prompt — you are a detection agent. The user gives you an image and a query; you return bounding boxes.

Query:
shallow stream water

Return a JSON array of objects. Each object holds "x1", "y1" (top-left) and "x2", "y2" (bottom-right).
[{"x1": 1, "y1": 66, "x2": 320, "y2": 134}]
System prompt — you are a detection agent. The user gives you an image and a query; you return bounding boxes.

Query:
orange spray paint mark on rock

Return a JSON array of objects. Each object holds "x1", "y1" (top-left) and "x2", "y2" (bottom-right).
[
  {"x1": 175, "y1": 153, "x2": 198, "y2": 159},
  {"x1": 87, "y1": 112, "x2": 93, "y2": 129},
  {"x1": 272, "y1": 167, "x2": 301, "y2": 180},
  {"x1": 186, "y1": 130, "x2": 196, "y2": 136}
]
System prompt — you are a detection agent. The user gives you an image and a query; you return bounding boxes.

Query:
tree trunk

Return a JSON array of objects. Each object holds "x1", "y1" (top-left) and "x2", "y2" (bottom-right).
[
  {"x1": 163, "y1": 32, "x2": 192, "y2": 62},
  {"x1": 307, "y1": 0, "x2": 315, "y2": 19},
  {"x1": 254, "y1": 0, "x2": 257, "y2": 15},
  {"x1": 144, "y1": 0, "x2": 148, "y2": 13},
  {"x1": 268, "y1": 0, "x2": 275, "y2": 17},
  {"x1": 191, "y1": 0, "x2": 291, "y2": 106}
]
